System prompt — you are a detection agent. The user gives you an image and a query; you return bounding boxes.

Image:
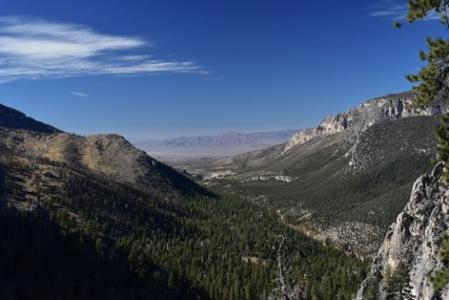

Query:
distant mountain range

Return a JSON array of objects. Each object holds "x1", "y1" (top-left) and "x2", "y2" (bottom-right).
[{"x1": 134, "y1": 129, "x2": 299, "y2": 161}]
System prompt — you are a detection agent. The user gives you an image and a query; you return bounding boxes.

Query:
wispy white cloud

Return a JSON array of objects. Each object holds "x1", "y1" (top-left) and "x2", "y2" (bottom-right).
[
  {"x1": 0, "y1": 16, "x2": 204, "y2": 82},
  {"x1": 370, "y1": 1, "x2": 440, "y2": 21},
  {"x1": 370, "y1": 4, "x2": 407, "y2": 19},
  {"x1": 71, "y1": 91, "x2": 88, "y2": 97}
]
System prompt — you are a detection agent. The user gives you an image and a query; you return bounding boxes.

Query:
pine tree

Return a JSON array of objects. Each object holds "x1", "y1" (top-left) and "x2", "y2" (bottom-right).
[
  {"x1": 384, "y1": 262, "x2": 415, "y2": 300},
  {"x1": 399, "y1": 1, "x2": 449, "y2": 182},
  {"x1": 396, "y1": 262, "x2": 415, "y2": 300},
  {"x1": 384, "y1": 266, "x2": 397, "y2": 300},
  {"x1": 432, "y1": 235, "x2": 449, "y2": 291},
  {"x1": 362, "y1": 277, "x2": 379, "y2": 300}
]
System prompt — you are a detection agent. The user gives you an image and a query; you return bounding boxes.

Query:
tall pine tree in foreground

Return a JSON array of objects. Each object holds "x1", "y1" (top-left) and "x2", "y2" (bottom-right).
[
  {"x1": 401, "y1": 0, "x2": 449, "y2": 294},
  {"x1": 402, "y1": 0, "x2": 449, "y2": 182}
]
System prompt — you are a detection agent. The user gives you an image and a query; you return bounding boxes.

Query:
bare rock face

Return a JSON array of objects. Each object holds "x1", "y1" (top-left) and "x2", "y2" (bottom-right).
[
  {"x1": 283, "y1": 116, "x2": 348, "y2": 154},
  {"x1": 356, "y1": 162, "x2": 449, "y2": 299},
  {"x1": 283, "y1": 92, "x2": 448, "y2": 154}
]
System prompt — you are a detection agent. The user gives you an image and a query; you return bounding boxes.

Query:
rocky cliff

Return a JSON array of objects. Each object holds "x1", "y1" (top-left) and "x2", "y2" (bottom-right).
[
  {"x1": 357, "y1": 162, "x2": 449, "y2": 299},
  {"x1": 283, "y1": 92, "x2": 448, "y2": 154}
]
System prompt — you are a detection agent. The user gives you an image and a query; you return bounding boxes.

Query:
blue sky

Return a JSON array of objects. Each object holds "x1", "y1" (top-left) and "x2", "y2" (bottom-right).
[{"x1": 0, "y1": 0, "x2": 445, "y2": 140}]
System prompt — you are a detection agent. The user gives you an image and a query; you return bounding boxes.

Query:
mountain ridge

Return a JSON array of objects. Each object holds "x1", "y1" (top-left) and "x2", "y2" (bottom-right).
[
  {"x1": 0, "y1": 102, "x2": 367, "y2": 300},
  {"x1": 283, "y1": 91, "x2": 448, "y2": 155},
  {"x1": 0, "y1": 103, "x2": 60, "y2": 133},
  {"x1": 178, "y1": 91, "x2": 449, "y2": 256},
  {"x1": 0, "y1": 104, "x2": 209, "y2": 197}
]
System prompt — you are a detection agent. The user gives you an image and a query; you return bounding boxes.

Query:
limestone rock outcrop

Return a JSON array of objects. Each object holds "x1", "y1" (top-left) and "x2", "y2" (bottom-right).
[
  {"x1": 283, "y1": 92, "x2": 448, "y2": 154},
  {"x1": 357, "y1": 162, "x2": 449, "y2": 299}
]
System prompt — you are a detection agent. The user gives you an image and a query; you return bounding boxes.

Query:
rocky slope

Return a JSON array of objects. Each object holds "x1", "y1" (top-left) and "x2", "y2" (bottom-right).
[
  {"x1": 0, "y1": 107, "x2": 209, "y2": 198},
  {"x1": 283, "y1": 92, "x2": 447, "y2": 154},
  {"x1": 187, "y1": 92, "x2": 446, "y2": 176},
  {"x1": 0, "y1": 103, "x2": 368, "y2": 300},
  {"x1": 179, "y1": 92, "x2": 449, "y2": 256},
  {"x1": 357, "y1": 163, "x2": 449, "y2": 299}
]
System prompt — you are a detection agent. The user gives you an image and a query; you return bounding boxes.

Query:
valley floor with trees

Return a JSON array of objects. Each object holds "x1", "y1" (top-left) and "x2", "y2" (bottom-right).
[{"x1": 0, "y1": 155, "x2": 368, "y2": 299}]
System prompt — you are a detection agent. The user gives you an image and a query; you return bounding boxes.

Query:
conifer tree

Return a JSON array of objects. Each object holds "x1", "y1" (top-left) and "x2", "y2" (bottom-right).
[
  {"x1": 403, "y1": 0, "x2": 449, "y2": 182},
  {"x1": 362, "y1": 277, "x2": 379, "y2": 300},
  {"x1": 395, "y1": 262, "x2": 415, "y2": 300},
  {"x1": 384, "y1": 262, "x2": 415, "y2": 300},
  {"x1": 432, "y1": 236, "x2": 449, "y2": 291},
  {"x1": 384, "y1": 265, "x2": 397, "y2": 300}
]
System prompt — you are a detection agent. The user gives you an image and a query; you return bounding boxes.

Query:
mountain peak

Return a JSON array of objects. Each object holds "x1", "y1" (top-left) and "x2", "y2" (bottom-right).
[
  {"x1": 283, "y1": 91, "x2": 447, "y2": 154},
  {"x1": 0, "y1": 103, "x2": 208, "y2": 197}
]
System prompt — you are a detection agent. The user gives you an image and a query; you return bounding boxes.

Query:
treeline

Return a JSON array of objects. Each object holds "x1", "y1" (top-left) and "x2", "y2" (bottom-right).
[
  {"x1": 239, "y1": 151, "x2": 431, "y2": 229},
  {"x1": 0, "y1": 208, "x2": 195, "y2": 300},
  {"x1": 1, "y1": 157, "x2": 368, "y2": 299},
  {"x1": 233, "y1": 116, "x2": 437, "y2": 232}
]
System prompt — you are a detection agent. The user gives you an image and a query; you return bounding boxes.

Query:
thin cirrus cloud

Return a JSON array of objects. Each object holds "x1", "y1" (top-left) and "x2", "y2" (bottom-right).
[
  {"x1": 370, "y1": 3, "x2": 408, "y2": 20},
  {"x1": 0, "y1": 16, "x2": 204, "y2": 82},
  {"x1": 370, "y1": 0, "x2": 440, "y2": 21},
  {"x1": 71, "y1": 91, "x2": 88, "y2": 97}
]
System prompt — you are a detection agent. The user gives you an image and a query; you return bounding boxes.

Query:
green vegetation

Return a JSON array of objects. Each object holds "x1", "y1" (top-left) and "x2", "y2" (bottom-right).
[
  {"x1": 232, "y1": 117, "x2": 437, "y2": 229},
  {"x1": 362, "y1": 262, "x2": 415, "y2": 300},
  {"x1": 0, "y1": 151, "x2": 368, "y2": 299},
  {"x1": 0, "y1": 208, "x2": 188, "y2": 300},
  {"x1": 402, "y1": 0, "x2": 449, "y2": 182},
  {"x1": 405, "y1": 0, "x2": 449, "y2": 110},
  {"x1": 435, "y1": 114, "x2": 449, "y2": 183},
  {"x1": 432, "y1": 236, "x2": 449, "y2": 291},
  {"x1": 384, "y1": 263, "x2": 415, "y2": 300},
  {"x1": 403, "y1": 0, "x2": 449, "y2": 292},
  {"x1": 362, "y1": 276, "x2": 380, "y2": 300}
]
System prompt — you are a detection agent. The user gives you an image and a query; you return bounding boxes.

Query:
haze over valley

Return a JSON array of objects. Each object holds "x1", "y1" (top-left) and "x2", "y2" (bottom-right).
[
  {"x1": 2, "y1": 1, "x2": 449, "y2": 299},
  {"x1": 134, "y1": 129, "x2": 299, "y2": 161}
]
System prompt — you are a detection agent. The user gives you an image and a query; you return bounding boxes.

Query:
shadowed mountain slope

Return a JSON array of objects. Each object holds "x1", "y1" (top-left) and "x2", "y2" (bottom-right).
[{"x1": 0, "y1": 103, "x2": 60, "y2": 133}]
